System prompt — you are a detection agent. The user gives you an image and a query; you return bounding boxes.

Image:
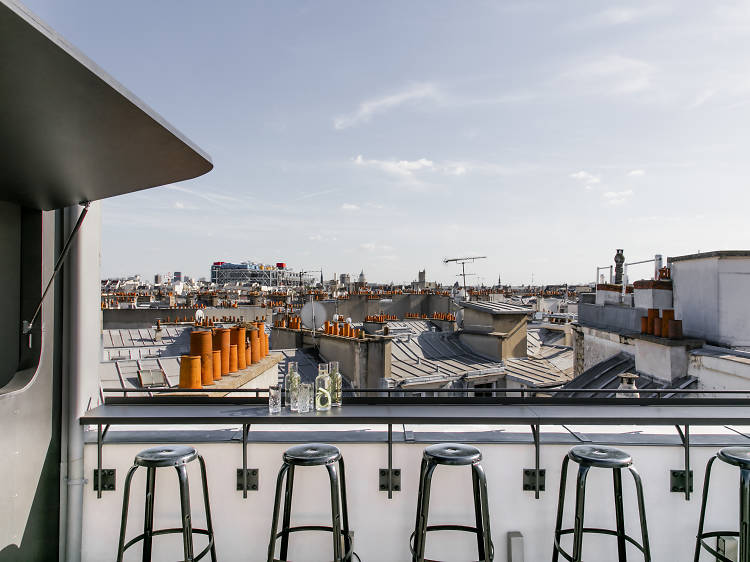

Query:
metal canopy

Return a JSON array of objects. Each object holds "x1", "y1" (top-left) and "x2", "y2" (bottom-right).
[{"x1": 0, "y1": 0, "x2": 213, "y2": 210}]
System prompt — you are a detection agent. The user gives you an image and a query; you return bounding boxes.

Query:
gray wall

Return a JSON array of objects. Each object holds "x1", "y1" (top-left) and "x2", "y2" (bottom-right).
[
  {"x1": 0, "y1": 202, "x2": 20, "y2": 387},
  {"x1": 320, "y1": 294, "x2": 454, "y2": 323},
  {"x1": 578, "y1": 302, "x2": 646, "y2": 333},
  {"x1": 0, "y1": 210, "x2": 61, "y2": 560},
  {"x1": 103, "y1": 305, "x2": 269, "y2": 329}
]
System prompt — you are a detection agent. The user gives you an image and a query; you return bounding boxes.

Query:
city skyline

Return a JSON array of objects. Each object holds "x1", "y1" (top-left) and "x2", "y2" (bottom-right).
[{"x1": 23, "y1": 0, "x2": 750, "y2": 285}]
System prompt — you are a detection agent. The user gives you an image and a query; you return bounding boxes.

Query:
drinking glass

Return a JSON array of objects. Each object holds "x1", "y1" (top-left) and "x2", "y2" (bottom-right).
[
  {"x1": 299, "y1": 383, "x2": 312, "y2": 413},
  {"x1": 268, "y1": 385, "x2": 281, "y2": 414}
]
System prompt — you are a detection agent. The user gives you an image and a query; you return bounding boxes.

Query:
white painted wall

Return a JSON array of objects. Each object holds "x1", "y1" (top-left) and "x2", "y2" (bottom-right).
[
  {"x1": 633, "y1": 288, "x2": 673, "y2": 311},
  {"x1": 689, "y1": 348, "x2": 750, "y2": 391},
  {"x1": 581, "y1": 327, "x2": 636, "y2": 371},
  {"x1": 82, "y1": 429, "x2": 745, "y2": 562},
  {"x1": 634, "y1": 340, "x2": 689, "y2": 382},
  {"x1": 672, "y1": 255, "x2": 750, "y2": 347}
]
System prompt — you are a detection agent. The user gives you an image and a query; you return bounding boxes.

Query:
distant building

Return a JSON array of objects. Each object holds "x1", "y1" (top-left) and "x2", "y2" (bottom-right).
[
  {"x1": 355, "y1": 270, "x2": 367, "y2": 289},
  {"x1": 210, "y1": 261, "x2": 313, "y2": 286},
  {"x1": 173, "y1": 271, "x2": 182, "y2": 282},
  {"x1": 154, "y1": 274, "x2": 162, "y2": 284}
]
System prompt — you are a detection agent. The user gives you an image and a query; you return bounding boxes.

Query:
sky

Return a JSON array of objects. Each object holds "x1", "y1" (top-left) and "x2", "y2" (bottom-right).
[{"x1": 23, "y1": 1, "x2": 750, "y2": 286}]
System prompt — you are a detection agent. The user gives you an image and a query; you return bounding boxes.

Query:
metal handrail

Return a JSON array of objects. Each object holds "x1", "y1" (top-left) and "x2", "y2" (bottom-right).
[{"x1": 100, "y1": 387, "x2": 750, "y2": 395}]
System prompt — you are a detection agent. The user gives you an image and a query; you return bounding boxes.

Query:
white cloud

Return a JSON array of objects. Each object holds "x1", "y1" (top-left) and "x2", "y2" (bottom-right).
[
  {"x1": 602, "y1": 189, "x2": 634, "y2": 205},
  {"x1": 562, "y1": 55, "x2": 655, "y2": 95},
  {"x1": 570, "y1": 170, "x2": 601, "y2": 187},
  {"x1": 354, "y1": 154, "x2": 434, "y2": 177},
  {"x1": 354, "y1": 155, "x2": 517, "y2": 181},
  {"x1": 340, "y1": 203, "x2": 360, "y2": 211},
  {"x1": 174, "y1": 201, "x2": 185, "y2": 209},
  {"x1": 334, "y1": 83, "x2": 439, "y2": 129},
  {"x1": 627, "y1": 169, "x2": 645, "y2": 176}
]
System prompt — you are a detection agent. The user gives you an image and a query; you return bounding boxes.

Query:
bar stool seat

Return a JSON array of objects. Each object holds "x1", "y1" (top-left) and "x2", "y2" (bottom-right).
[
  {"x1": 135, "y1": 445, "x2": 198, "y2": 467},
  {"x1": 568, "y1": 445, "x2": 632, "y2": 468},
  {"x1": 424, "y1": 443, "x2": 482, "y2": 465},
  {"x1": 268, "y1": 443, "x2": 354, "y2": 561},
  {"x1": 117, "y1": 445, "x2": 216, "y2": 562},
  {"x1": 411, "y1": 443, "x2": 494, "y2": 562},
  {"x1": 694, "y1": 446, "x2": 750, "y2": 562},
  {"x1": 717, "y1": 446, "x2": 750, "y2": 468},
  {"x1": 553, "y1": 445, "x2": 650, "y2": 562},
  {"x1": 283, "y1": 443, "x2": 341, "y2": 466}
]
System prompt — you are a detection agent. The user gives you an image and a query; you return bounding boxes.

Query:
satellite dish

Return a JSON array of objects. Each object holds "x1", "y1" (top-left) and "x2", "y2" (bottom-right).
[
  {"x1": 301, "y1": 301, "x2": 328, "y2": 330},
  {"x1": 194, "y1": 309, "x2": 206, "y2": 322}
]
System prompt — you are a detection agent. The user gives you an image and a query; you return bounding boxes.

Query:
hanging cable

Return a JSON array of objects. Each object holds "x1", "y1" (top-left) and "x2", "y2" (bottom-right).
[{"x1": 22, "y1": 202, "x2": 91, "y2": 340}]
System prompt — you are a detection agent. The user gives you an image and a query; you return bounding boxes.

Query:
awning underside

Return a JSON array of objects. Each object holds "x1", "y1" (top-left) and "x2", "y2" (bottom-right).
[{"x1": 0, "y1": 0, "x2": 213, "y2": 210}]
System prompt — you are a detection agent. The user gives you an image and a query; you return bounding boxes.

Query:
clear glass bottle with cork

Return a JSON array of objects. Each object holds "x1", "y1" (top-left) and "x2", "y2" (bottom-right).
[
  {"x1": 329, "y1": 361, "x2": 342, "y2": 407},
  {"x1": 284, "y1": 362, "x2": 300, "y2": 411},
  {"x1": 315, "y1": 363, "x2": 332, "y2": 411}
]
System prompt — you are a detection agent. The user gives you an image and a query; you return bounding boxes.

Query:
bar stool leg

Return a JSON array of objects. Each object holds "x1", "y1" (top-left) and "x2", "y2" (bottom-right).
[
  {"x1": 473, "y1": 462, "x2": 493, "y2": 561},
  {"x1": 267, "y1": 463, "x2": 290, "y2": 562},
  {"x1": 176, "y1": 464, "x2": 194, "y2": 562},
  {"x1": 471, "y1": 464, "x2": 486, "y2": 561},
  {"x1": 338, "y1": 458, "x2": 351, "y2": 560},
  {"x1": 694, "y1": 456, "x2": 717, "y2": 562},
  {"x1": 741, "y1": 468, "x2": 750, "y2": 562},
  {"x1": 613, "y1": 468, "x2": 627, "y2": 562},
  {"x1": 416, "y1": 462, "x2": 437, "y2": 562},
  {"x1": 197, "y1": 455, "x2": 217, "y2": 562},
  {"x1": 628, "y1": 465, "x2": 651, "y2": 561},
  {"x1": 327, "y1": 463, "x2": 343, "y2": 561},
  {"x1": 117, "y1": 465, "x2": 138, "y2": 562},
  {"x1": 142, "y1": 466, "x2": 157, "y2": 562},
  {"x1": 412, "y1": 458, "x2": 429, "y2": 562},
  {"x1": 279, "y1": 464, "x2": 296, "y2": 561},
  {"x1": 571, "y1": 465, "x2": 590, "y2": 562},
  {"x1": 552, "y1": 456, "x2": 570, "y2": 562}
]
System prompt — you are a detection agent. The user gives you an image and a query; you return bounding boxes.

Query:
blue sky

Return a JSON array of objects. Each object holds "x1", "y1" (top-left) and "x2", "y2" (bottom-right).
[{"x1": 24, "y1": 1, "x2": 750, "y2": 285}]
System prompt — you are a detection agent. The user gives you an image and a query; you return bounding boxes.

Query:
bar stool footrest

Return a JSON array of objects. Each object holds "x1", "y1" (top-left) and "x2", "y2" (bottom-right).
[
  {"x1": 122, "y1": 527, "x2": 214, "y2": 561},
  {"x1": 271, "y1": 526, "x2": 355, "y2": 561},
  {"x1": 696, "y1": 530, "x2": 739, "y2": 562},
  {"x1": 409, "y1": 526, "x2": 495, "y2": 561},
  {"x1": 554, "y1": 527, "x2": 648, "y2": 561}
]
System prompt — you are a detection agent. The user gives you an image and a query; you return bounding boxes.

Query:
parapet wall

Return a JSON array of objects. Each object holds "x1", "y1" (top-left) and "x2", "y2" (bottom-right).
[
  {"x1": 102, "y1": 305, "x2": 269, "y2": 329},
  {"x1": 320, "y1": 294, "x2": 453, "y2": 323}
]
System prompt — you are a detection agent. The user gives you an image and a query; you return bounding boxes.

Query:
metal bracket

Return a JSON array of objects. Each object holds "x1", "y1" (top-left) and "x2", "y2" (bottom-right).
[
  {"x1": 529, "y1": 424, "x2": 544, "y2": 498},
  {"x1": 383, "y1": 424, "x2": 397, "y2": 498},
  {"x1": 93, "y1": 469, "x2": 116, "y2": 492},
  {"x1": 673, "y1": 425, "x2": 692, "y2": 499},
  {"x1": 523, "y1": 469, "x2": 546, "y2": 492},
  {"x1": 240, "y1": 424, "x2": 251, "y2": 498},
  {"x1": 236, "y1": 468, "x2": 259, "y2": 491},
  {"x1": 379, "y1": 469, "x2": 401, "y2": 492},
  {"x1": 670, "y1": 469, "x2": 693, "y2": 494},
  {"x1": 96, "y1": 424, "x2": 111, "y2": 499}
]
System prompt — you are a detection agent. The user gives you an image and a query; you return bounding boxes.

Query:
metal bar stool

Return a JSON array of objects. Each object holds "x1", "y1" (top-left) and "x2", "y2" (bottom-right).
[
  {"x1": 552, "y1": 445, "x2": 650, "y2": 562},
  {"x1": 694, "y1": 446, "x2": 750, "y2": 562},
  {"x1": 116, "y1": 445, "x2": 216, "y2": 562},
  {"x1": 410, "y1": 443, "x2": 493, "y2": 562},
  {"x1": 267, "y1": 443, "x2": 354, "y2": 561}
]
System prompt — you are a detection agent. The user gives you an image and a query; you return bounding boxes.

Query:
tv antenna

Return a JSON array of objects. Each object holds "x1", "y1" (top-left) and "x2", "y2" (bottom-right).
[{"x1": 443, "y1": 256, "x2": 487, "y2": 298}]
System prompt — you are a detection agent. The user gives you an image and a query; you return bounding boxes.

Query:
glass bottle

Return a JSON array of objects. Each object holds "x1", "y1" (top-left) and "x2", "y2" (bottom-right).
[
  {"x1": 329, "y1": 361, "x2": 342, "y2": 407},
  {"x1": 315, "y1": 363, "x2": 331, "y2": 411},
  {"x1": 284, "y1": 362, "x2": 300, "y2": 411}
]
